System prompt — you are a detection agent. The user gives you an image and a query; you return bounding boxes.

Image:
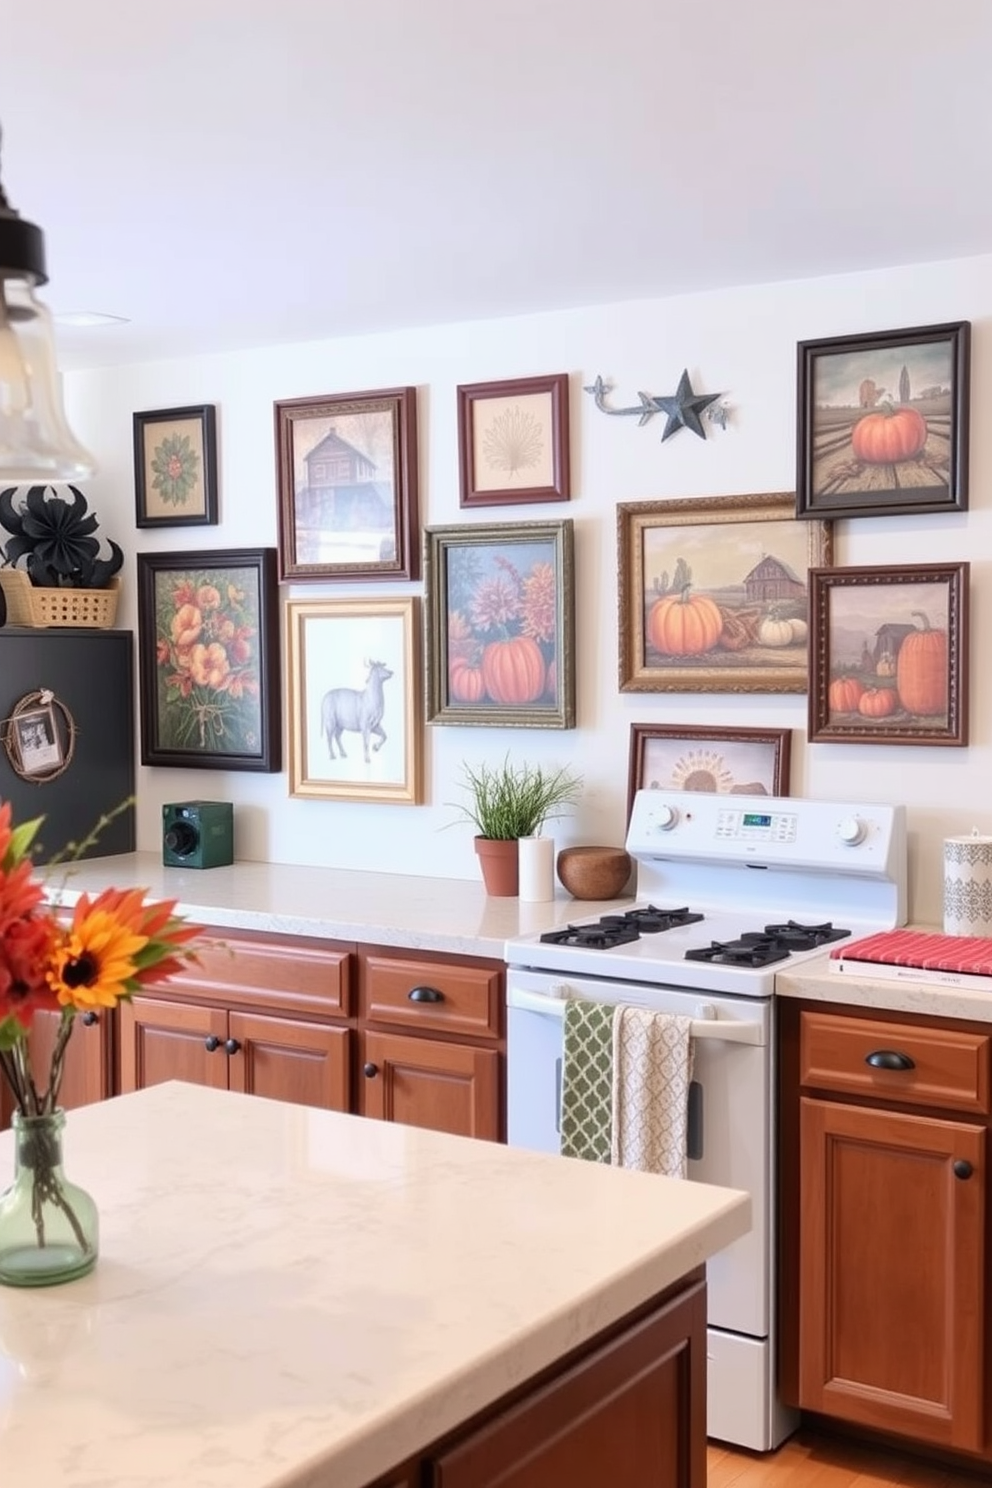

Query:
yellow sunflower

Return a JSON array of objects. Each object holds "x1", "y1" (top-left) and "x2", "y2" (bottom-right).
[{"x1": 48, "y1": 890, "x2": 151, "y2": 1011}]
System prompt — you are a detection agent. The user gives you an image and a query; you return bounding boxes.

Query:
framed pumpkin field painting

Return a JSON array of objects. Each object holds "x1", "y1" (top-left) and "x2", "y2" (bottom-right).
[
  {"x1": 423, "y1": 519, "x2": 575, "y2": 728},
  {"x1": 796, "y1": 322, "x2": 970, "y2": 519},
  {"x1": 808, "y1": 562, "x2": 969, "y2": 746},
  {"x1": 617, "y1": 492, "x2": 831, "y2": 694}
]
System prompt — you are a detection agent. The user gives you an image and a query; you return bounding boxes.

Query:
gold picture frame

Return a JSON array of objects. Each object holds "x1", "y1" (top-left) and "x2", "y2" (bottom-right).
[
  {"x1": 617, "y1": 492, "x2": 832, "y2": 693},
  {"x1": 286, "y1": 597, "x2": 422, "y2": 803}
]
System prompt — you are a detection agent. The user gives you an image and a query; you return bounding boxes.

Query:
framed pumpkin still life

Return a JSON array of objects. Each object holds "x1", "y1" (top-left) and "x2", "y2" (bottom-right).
[{"x1": 808, "y1": 562, "x2": 969, "y2": 746}]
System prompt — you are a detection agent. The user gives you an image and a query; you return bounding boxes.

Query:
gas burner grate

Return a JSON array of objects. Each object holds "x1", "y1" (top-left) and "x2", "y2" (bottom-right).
[
  {"x1": 761, "y1": 920, "x2": 851, "y2": 949},
  {"x1": 685, "y1": 937, "x2": 793, "y2": 969},
  {"x1": 539, "y1": 923, "x2": 641, "y2": 950},
  {"x1": 600, "y1": 905, "x2": 705, "y2": 934}
]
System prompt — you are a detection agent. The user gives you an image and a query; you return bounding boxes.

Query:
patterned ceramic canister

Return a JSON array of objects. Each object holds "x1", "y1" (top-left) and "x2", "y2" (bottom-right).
[{"x1": 943, "y1": 830, "x2": 992, "y2": 937}]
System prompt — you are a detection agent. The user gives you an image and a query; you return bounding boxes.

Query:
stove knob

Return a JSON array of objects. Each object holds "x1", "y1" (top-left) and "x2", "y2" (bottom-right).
[
  {"x1": 836, "y1": 815, "x2": 866, "y2": 846},
  {"x1": 653, "y1": 804, "x2": 679, "y2": 831}
]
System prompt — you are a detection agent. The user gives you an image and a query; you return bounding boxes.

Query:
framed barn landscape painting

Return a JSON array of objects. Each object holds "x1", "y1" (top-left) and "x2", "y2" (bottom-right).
[
  {"x1": 808, "y1": 562, "x2": 969, "y2": 746},
  {"x1": 136, "y1": 548, "x2": 281, "y2": 771},
  {"x1": 274, "y1": 386, "x2": 419, "y2": 581},
  {"x1": 796, "y1": 321, "x2": 970, "y2": 519},
  {"x1": 424, "y1": 519, "x2": 575, "y2": 727},
  {"x1": 286, "y1": 597, "x2": 422, "y2": 804},
  {"x1": 617, "y1": 493, "x2": 831, "y2": 693}
]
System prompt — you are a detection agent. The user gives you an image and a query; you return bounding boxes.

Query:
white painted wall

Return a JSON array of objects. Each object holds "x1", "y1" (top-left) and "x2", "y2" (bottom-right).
[{"x1": 62, "y1": 252, "x2": 990, "y2": 925}]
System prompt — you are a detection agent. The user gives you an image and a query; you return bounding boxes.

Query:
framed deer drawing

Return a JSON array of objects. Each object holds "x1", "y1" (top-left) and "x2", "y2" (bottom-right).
[{"x1": 286, "y1": 596, "x2": 423, "y2": 803}]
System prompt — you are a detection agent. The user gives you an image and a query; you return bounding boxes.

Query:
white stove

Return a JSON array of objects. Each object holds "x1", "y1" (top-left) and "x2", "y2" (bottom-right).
[{"x1": 504, "y1": 790, "x2": 907, "y2": 1452}]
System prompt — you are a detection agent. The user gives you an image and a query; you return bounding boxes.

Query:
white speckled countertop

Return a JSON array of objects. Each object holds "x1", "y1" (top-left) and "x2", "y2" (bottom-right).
[
  {"x1": 44, "y1": 851, "x2": 635, "y2": 958},
  {"x1": 0, "y1": 1082, "x2": 749, "y2": 1488},
  {"x1": 776, "y1": 927, "x2": 992, "y2": 1023}
]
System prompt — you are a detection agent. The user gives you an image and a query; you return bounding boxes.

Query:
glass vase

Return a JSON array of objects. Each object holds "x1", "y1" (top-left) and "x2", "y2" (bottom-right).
[{"x1": 0, "y1": 1109, "x2": 98, "y2": 1286}]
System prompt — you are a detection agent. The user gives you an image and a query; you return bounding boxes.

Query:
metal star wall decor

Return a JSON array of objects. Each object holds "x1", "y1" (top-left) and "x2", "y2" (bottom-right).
[{"x1": 583, "y1": 371, "x2": 728, "y2": 442}]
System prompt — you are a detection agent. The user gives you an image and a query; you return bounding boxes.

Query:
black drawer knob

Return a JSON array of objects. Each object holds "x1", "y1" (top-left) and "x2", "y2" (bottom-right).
[
  {"x1": 224, "y1": 1037, "x2": 241, "y2": 1055},
  {"x1": 81, "y1": 1011, "x2": 99, "y2": 1026},
  {"x1": 408, "y1": 985, "x2": 444, "y2": 1003},
  {"x1": 865, "y1": 1049, "x2": 915, "y2": 1071},
  {"x1": 954, "y1": 1159, "x2": 974, "y2": 1180},
  {"x1": 363, "y1": 1061, "x2": 378, "y2": 1078},
  {"x1": 204, "y1": 1034, "x2": 222, "y2": 1052}
]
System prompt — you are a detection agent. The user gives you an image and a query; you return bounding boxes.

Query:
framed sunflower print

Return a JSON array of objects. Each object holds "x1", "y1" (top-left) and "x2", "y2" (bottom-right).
[
  {"x1": 133, "y1": 405, "x2": 219, "y2": 528},
  {"x1": 626, "y1": 724, "x2": 791, "y2": 822},
  {"x1": 424, "y1": 519, "x2": 575, "y2": 727},
  {"x1": 136, "y1": 548, "x2": 281, "y2": 771}
]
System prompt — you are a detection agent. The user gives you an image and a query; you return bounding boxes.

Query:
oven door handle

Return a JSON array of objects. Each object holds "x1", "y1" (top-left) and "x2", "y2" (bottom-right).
[{"x1": 507, "y1": 986, "x2": 764, "y2": 1045}]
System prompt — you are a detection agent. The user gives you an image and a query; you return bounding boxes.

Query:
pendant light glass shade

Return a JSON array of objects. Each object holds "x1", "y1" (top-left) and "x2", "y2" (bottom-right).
[{"x1": 0, "y1": 129, "x2": 97, "y2": 482}]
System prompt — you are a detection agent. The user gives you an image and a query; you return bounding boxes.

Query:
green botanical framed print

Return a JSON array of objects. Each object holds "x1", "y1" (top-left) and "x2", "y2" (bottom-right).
[
  {"x1": 133, "y1": 404, "x2": 219, "y2": 527},
  {"x1": 136, "y1": 548, "x2": 280, "y2": 771}
]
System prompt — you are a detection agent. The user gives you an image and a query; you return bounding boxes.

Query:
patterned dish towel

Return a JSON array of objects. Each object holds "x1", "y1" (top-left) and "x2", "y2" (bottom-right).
[
  {"x1": 559, "y1": 999, "x2": 614, "y2": 1162},
  {"x1": 611, "y1": 1006, "x2": 695, "y2": 1178}
]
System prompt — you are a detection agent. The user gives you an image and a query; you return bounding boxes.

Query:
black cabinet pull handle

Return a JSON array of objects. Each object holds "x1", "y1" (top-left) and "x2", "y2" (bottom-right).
[
  {"x1": 865, "y1": 1049, "x2": 916, "y2": 1071},
  {"x1": 408, "y1": 985, "x2": 444, "y2": 1003},
  {"x1": 224, "y1": 1037, "x2": 241, "y2": 1055},
  {"x1": 204, "y1": 1034, "x2": 222, "y2": 1052},
  {"x1": 82, "y1": 1011, "x2": 99, "y2": 1026},
  {"x1": 954, "y1": 1159, "x2": 974, "y2": 1180},
  {"x1": 363, "y1": 1061, "x2": 378, "y2": 1078}
]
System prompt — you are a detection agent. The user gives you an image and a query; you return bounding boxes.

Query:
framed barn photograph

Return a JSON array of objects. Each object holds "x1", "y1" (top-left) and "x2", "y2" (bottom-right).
[
  {"x1": 808, "y1": 562, "x2": 969, "y2": 746},
  {"x1": 617, "y1": 492, "x2": 831, "y2": 693},
  {"x1": 286, "y1": 597, "x2": 422, "y2": 804},
  {"x1": 796, "y1": 321, "x2": 970, "y2": 519},
  {"x1": 274, "y1": 386, "x2": 419, "y2": 581},
  {"x1": 136, "y1": 548, "x2": 281, "y2": 771},
  {"x1": 626, "y1": 724, "x2": 791, "y2": 822},
  {"x1": 133, "y1": 404, "x2": 218, "y2": 528},
  {"x1": 457, "y1": 373, "x2": 570, "y2": 507},
  {"x1": 424, "y1": 519, "x2": 575, "y2": 727}
]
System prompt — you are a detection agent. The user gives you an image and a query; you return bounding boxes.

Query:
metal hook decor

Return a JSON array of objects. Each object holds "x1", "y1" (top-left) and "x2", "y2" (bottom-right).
[{"x1": 584, "y1": 371, "x2": 729, "y2": 442}]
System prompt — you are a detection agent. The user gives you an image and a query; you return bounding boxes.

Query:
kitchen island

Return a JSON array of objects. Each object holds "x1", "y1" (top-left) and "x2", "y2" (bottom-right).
[{"x1": 0, "y1": 1082, "x2": 749, "y2": 1488}]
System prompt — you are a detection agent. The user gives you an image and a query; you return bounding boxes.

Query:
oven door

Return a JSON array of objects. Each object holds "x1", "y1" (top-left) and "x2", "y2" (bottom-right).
[{"x1": 506, "y1": 968, "x2": 771, "y2": 1339}]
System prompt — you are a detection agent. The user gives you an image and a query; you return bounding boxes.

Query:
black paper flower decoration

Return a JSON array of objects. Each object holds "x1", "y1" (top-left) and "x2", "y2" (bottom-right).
[{"x1": 0, "y1": 485, "x2": 124, "y2": 589}]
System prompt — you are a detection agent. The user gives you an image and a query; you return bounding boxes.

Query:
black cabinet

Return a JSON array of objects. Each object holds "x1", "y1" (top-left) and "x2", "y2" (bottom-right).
[{"x1": 0, "y1": 627, "x2": 135, "y2": 858}]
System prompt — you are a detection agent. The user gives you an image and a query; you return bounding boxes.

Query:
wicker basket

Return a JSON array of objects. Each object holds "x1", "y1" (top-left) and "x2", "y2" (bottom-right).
[{"x1": 0, "y1": 569, "x2": 122, "y2": 629}]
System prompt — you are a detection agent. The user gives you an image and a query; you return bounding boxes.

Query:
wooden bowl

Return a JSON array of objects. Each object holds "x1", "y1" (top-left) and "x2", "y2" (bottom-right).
[{"x1": 556, "y1": 846, "x2": 633, "y2": 900}]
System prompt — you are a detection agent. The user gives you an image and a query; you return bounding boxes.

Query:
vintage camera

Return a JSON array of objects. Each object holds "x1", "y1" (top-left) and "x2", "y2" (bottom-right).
[{"x1": 162, "y1": 801, "x2": 234, "y2": 870}]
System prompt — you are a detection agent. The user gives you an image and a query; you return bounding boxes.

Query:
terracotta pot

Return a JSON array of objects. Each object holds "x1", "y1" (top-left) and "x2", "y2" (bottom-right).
[{"x1": 474, "y1": 836, "x2": 519, "y2": 897}]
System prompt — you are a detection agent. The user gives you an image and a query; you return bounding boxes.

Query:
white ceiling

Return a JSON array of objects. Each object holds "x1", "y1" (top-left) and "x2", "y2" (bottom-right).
[{"x1": 3, "y1": 0, "x2": 991, "y2": 370}]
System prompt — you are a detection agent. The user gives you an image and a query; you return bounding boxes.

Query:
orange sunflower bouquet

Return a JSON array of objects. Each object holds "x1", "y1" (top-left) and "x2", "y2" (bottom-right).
[{"x1": 0, "y1": 802, "x2": 202, "y2": 1285}]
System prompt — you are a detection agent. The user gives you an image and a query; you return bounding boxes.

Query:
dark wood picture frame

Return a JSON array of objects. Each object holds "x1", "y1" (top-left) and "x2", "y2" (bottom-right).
[
  {"x1": 808, "y1": 561, "x2": 969, "y2": 746},
  {"x1": 617, "y1": 492, "x2": 832, "y2": 694},
  {"x1": 137, "y1": 547, "x2": 281, "y2": 771},
  {"x1": 796, "y1": 321, "x2": 970, "y2": 519},
  {"x1": 626, "y1": 724, "x2": 791, "y2": 822},
  {"x1": 274, "y1": 386, "x2": 419, "y2": 581},
  {"x1": 457, "y1": 373, "x2": 570, "y2": 507},
  {"x1": 424, "y1": 519, "x2": 575, "y2": 728},
  {"x1": 133, "y1": 404, "x2": 218, "y2": 528}
]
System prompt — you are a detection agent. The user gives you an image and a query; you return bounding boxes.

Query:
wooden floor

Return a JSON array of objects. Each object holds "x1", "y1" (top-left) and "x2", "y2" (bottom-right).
[{"x1": 707, "y1": 1429, "x2": 990, "y2": 1487}]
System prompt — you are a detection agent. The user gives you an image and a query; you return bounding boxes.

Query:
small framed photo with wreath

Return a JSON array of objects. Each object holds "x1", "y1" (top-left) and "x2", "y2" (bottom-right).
[
  {"x1": 457, "y1": 373, "x2": 570, "y2": 507},
  {"x1": 10, "y1": 703, "x2": 63, "y2": 778},
  {"x1": 796, "y1": 322, "x2": 970, "y2": 519},
  {"x1": 626, "y1": 724, "x2": 791, "y2": 822},
  {"x1": 808, "y1": 562, "x2": 969, "y2": 746},
  {"x1": 133, "y1": 404, "x2": 219, "y2": 528}
]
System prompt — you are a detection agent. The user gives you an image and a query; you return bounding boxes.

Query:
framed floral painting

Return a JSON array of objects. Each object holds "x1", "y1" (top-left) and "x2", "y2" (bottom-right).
[
  {"x1": 626, "y1": 724, "x2": 791, "y2": 822},
  {"x1": 133, "y1": 405, "x2": 218, "y2": 528},
  {"x1": 136, "y1": 548, "x2": 281, "y2": 771},
  {"x1": 423, "y1": 519, "x2": 575, "y2": 727}
]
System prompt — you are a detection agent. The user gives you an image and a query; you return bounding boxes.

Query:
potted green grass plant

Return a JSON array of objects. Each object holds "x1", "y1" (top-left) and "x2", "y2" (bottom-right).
[{"x1": 451, "y1": 755, "x2": 582, "y2": 896}]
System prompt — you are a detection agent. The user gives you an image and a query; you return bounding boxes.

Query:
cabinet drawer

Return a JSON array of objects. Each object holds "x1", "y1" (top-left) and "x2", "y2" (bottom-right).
[
  {"x1": 168, "y1": 930, "x2": 352, "y2": 1018},
  {"x1": 800, "y1": 1010, "x2": 991, "y2": 1114},
  {"x1": 361, "y1": 952, "x2": 503, "y2": 1039}
]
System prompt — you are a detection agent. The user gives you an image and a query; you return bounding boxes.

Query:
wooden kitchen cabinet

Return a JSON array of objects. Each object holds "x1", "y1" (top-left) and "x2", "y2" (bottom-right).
[
  {"x1": 118, "y1": 929, "x2": 354, "y2": 1113},
  {"x1": 358, "y1": 947, "x2": 504, "y2": 1141},
  {"x1": 779, "y1": 999, "x2": 991, "y2": 1458},
  {"x1": 0, "y1": 1005, "x2": 113, "y2": 1128}
]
